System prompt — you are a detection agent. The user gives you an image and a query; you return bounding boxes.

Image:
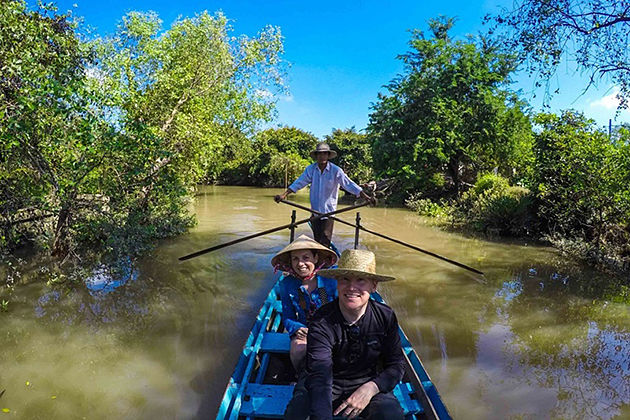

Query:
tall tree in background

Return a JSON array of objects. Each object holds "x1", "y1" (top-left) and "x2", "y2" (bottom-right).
[
  {"x1": 369, "y1": 17, "x2": 532, "y2": 199},
  {"x1": 250, "y1": 126, "x2": 317, "y2": 186},
  {"x1": 487, "y1": 0, "x2": 630, "y2": 107},
  {"x1": 533, "y1": 111, "x2": 630, "y2": 246},
  {"x1": 324, "y1": 128, "x2": 373, "y2": 183}
]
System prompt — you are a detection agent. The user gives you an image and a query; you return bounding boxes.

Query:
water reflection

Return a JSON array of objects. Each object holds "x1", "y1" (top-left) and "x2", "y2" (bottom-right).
[
  {"x1": 85, "y1": 260, "x2": 138, "y2": 294},
  {"x1": 0, "y1": 186, "x2": 628, "y2": 419}
]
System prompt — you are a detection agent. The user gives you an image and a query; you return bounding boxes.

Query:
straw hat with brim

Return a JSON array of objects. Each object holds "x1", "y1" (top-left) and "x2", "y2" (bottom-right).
[
  {"x1": 271, "y1": 234, "x2": 338, "y2": 269},
  {"x1": 318, "y1": 249, "x2": 395, "y2": 282},
  {"x1": 309, "y1": 142, "x2": 338, "y2": 160}
]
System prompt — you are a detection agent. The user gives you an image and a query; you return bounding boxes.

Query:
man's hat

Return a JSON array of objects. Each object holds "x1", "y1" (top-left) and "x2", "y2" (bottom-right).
[
  {"x1": 310, "y1": 142, "x2": 338, "y2": 160},
  {"x1": 271, "y1": 234, "x2": 338, "y2": 269},
  {"x1": 318, "y1": 249, "x2": 395, "y2": 282}
]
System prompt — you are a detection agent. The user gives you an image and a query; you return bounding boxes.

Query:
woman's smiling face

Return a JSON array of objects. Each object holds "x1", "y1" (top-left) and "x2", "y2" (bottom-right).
[
  {"x1": 290, "y1": 249, "x2": 318, "y2": 279},
  {"x1": 337, "y1": 275, "x2": 376, "y2": 312}
]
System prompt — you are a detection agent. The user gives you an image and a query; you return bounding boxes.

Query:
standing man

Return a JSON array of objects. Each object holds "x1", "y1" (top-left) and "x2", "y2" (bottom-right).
[
  {"x1": 274, "y1": 143, "x2": 373, "y2": 247},
  {"x1": 283, "y1": 249, "x2": 405, "y2": 420}
]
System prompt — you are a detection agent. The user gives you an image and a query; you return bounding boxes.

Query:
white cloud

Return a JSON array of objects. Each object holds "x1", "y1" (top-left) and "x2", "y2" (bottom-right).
[
  {"x1": 281, "y1": 94, "x2": 294, "y2": 102},
  {"x1": 590, "y1": 88, "x2": 622, "y2": 110}
]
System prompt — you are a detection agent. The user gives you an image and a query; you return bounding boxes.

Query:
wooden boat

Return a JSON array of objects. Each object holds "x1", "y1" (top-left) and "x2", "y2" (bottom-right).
[{"x1": 216, "y1": 274, "x2": 452, "y2": 419}]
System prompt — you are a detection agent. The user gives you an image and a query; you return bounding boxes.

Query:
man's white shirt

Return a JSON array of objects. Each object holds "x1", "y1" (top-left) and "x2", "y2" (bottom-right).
[{"x1": 289, "y1": 162, "x2": 362, "y2": 216}]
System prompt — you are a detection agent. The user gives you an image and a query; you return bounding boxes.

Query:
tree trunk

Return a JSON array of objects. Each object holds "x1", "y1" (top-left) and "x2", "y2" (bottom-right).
[
  {"x1": 51, "y1": 204, "x2": 72, "y2": 259},
  {"x1": 448, "y1": 154, "x2": 462, "y2": 195}
]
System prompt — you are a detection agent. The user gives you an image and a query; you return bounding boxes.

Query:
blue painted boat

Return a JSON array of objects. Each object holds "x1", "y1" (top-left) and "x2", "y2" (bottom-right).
[{"x1": 216, "y1": 275, "x2": 452, "y2": 419}]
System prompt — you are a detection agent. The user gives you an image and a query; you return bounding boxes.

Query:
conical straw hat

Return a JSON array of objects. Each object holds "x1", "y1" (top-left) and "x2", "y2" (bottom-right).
[
  {"x1": 318, "y1": 249, "x2": 395, "y2": 282},
  {"x1": 271, "y1": 234, "x2": 338, "y2": 269}
]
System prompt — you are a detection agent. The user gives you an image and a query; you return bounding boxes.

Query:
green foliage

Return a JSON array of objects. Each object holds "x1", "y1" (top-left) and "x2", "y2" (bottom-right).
[
  {"x1": 405, "y1": 193, "x2": 449, "y2": 219},
  {"x1": 0, "y1": 3, "x2": 286, "y2": 260},
  {"x1": 532, "y1": 111, "x2": 630, "y2": 248},
  {"x1": 324, "y1": 127, "x2": 373, "y2": 183},
  {"x1": 368, "y1": 16, "x2": 533, "y2": 199},
  {"x1": 247, "y1": 127, "x2": 317, "y2": 186},
  {"x1": 210, "y1": 129, "x2": 258, "y2": 185},
  {"x1": 267, "y1": 152, "x2": 311, "y2": 188},
  {"x1": 0, "y1": 0, "x2": 115, "y2": 256},
  {"x1": 489, "y1": 0, "x2": 630, "y2": 108},
  {"x1": 472, "y1": 173, "x2": 510, "y2": 195}
]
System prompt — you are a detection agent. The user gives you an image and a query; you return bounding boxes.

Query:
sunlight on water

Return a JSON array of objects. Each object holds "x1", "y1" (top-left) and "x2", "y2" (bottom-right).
[{"x1": 0, "y1": 186, "x2": 628, "y2": 419}]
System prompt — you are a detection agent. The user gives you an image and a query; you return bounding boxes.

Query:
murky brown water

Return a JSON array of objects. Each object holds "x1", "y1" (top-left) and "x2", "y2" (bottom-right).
[{"x1": 1, "y1": 186, "x2": 629, "y2": 419}]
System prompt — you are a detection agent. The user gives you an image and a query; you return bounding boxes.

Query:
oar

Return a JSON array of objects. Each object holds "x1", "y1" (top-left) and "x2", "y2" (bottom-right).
[
  {"x1": 279, "y1": 199, "x2": 484, "y2": 276},
  {"x1": 178, "y1": 201, "x2": 370, "y2": 261}
]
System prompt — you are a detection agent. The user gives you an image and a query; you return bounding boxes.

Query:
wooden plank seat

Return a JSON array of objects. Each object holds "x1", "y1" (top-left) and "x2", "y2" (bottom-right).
[
  {"x1": 260, "y1": 332, "x2": 291, "y2": 353},
  {"x1": 394, "y1": 381, "x2": 423, "y2": 416},
  {"x1": 240, "y1": 384, "x2": 294, "y2": 418},
  {"x1": 240, "y1": 382, "x2": 423, "y2": 418}
]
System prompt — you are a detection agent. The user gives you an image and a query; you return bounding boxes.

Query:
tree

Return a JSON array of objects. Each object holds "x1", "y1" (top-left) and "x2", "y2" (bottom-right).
[
  {"x1": 0, "y1": 4, "x2": 286, "y2": 259},
  {"x1": 249, "y1": 126, "x2": 317, "y2": 186},
  {"x1": 488, "y1": 0, "x2": 630, "y2": 107},
  {"x1": 84, "y1": 10, "x2": 285, "y2": 257},
  {"x1": 324, "y1": 127, "x2": 373, "y2": 183},
  {"x1": 533, "y1": 111, "x2": 630, "y2": 247},
  {"x1": 368, "y1": 17, "x2": 532, "y2": 199},
  {"x1": 0, "y1": 0, "x2": 116, "y2": 257}
]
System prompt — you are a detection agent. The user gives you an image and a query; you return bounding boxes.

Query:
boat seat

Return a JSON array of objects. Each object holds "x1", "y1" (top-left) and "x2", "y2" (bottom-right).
[
  {"x1": 394, "y1": 381, "x2": 423, "y2": 416},
  {"x1": 260, "y1": 332, "x2": 290, "y2": 353},
  {"x1": 241, "y1": 382, "x2": 424, "y2": 418},
  {"x1": 240, "y1": 384, "x2": 293, "y2": 418}
]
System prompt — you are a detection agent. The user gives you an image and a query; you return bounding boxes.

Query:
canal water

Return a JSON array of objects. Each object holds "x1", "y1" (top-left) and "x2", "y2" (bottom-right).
[{"x1": 1, "y1": 186, "x2": 628, "y2": 419}]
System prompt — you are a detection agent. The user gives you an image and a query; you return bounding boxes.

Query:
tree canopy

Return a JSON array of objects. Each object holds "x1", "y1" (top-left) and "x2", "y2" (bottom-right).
[
  {"x1": 324, "y1": 127, "x2": 373, "y2": 183},
  {"x1": 0, "y1": 3, "x2": 286, "y2": 258},
  {"x1": 368, "y1": 17, "x2": 532, "y2": 198},
  {"x1": 488, "y1": 0, "x2": 630, "y2": 107},
  {"x1": 249, "y1": 126, "x2": 317, "y2": 187},
  {"x1": 532, "y1": 111, "x2": 630, "y2": 245}
]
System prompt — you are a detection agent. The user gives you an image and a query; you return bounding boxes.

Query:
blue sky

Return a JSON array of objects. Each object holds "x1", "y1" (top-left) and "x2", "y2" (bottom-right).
[{"x1": 51, "y1": 0, "x2": 629, "y2": 138}]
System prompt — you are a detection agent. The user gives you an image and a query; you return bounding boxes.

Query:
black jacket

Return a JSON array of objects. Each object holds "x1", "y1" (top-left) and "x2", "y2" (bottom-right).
[{"x1": 305, "y1": 298, "x2": 404, "y2": 419}]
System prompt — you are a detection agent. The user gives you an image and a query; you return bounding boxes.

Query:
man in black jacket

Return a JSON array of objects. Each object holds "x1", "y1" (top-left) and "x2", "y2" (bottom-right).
[{"x1": 284, "y1": 249, "x2": 405, "y2": 420}]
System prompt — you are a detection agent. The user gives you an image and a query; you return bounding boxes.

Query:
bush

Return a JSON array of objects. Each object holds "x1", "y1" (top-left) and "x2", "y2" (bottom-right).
[
  {"x1": 456, "y1": 175, "x2": 534, "y2": 235},
  {"x1": 405, "y1": 193, "x2": 449, "y2": 218},
  {"x1": 472, "y1": 173, "x2": 510, "y2": 195}
]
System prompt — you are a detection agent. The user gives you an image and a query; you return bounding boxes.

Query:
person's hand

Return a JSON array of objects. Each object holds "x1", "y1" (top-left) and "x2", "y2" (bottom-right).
[
  {"x1": 295, "y1": 327, "x2": 308, "y2": 339},
  {"x1": 333, "y1": 381, "x2": 379, "y2": 419},
  {"x1": 274, "y1": 193, "x2": 286, "y2": 203},
  {"x1": 360, "y1": 191, "x2": 377, "y2": 206}
]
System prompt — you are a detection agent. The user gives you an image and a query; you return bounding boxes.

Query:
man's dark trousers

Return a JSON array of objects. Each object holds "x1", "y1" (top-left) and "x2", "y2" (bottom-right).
[
  {"x1": 310, "y1": 217, "x2": 334, "y2": 248},
  {"x1": 284, "y1": 373, "x2": 404, "y2": 420}
]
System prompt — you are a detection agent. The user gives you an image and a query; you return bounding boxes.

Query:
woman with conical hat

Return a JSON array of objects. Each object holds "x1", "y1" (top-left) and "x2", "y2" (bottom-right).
[
  {"x1": 284, "y1": 249, "x2": 404, "y2": 420},
  {"x1": 272, "y1": 234, "x2": 338, "y2": 371}
]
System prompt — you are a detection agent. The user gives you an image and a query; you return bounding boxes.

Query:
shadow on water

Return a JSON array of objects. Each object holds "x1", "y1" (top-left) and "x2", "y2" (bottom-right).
[{"x1": 1, "y1": 186, "x2": 628, "y2": 419}]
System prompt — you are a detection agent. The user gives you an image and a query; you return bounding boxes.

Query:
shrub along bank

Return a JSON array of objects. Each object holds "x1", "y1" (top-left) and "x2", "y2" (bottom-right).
[{"x1": 405, "y1": 114, "x2": 630, "y2": 274}]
